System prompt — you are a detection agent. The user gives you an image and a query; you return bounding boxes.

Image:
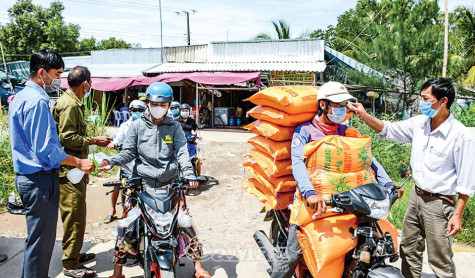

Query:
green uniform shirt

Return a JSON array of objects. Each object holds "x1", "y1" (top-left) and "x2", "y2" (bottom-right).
[{"x1": 52, "y1": 89, "x2": 91, "y2": 177}]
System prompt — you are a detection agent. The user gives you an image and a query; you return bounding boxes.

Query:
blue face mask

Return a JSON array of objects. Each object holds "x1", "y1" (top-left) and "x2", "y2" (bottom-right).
[
  {"x1": 327, "y1": 106, "x2": 347, "y2": 123},
  {"x1": 419, "y1": 101, "x2": 439, "y2": 118},
  {"x1": 84, "y1": 81, "x2": 92, "y2": 98},
  {"x1": 132, "y1": 112, "x2": 143, "y2": 120},
  {"x1": 171, "y1": 109, "x2": 180, "y2": 117}
]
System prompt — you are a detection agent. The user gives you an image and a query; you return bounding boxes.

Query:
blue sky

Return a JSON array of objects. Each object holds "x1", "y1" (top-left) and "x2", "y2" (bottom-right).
[{"x1": 0, "y1": 0, "x2": 474, "y2": 48}]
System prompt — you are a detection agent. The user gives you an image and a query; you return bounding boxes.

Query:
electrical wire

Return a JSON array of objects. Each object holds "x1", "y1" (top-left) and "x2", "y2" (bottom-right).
[{"x1": 326, "y1": 1, "x2": 389, "y2": 65}]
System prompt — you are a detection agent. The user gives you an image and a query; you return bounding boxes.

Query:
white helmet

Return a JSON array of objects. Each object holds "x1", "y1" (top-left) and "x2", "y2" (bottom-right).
[
  {"x1": 129, "y1": 99, "x2": 146, "y2": 110},
  {"x1": 317, "y1": 81, "x2": 356, "y2": 103}
]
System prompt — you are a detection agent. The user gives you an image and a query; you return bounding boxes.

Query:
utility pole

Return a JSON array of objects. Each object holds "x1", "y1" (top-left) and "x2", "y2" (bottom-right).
[
  {"x1": 159, "y1": 0, "x2": 163, "y2": 63},
  {"x1": 442, "y1": 0, "x2": 448, "y2": 77},
  {"x1": 176, "y1": 10, "x2": 196, "y2": 46},
  {"x1": 186, "y1": 11, "x2": 191, "y2": 45}
]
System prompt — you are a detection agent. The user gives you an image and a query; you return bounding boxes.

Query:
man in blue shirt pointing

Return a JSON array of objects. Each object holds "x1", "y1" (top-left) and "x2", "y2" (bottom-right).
[{"x1": 8, "y1": 49, "x2": 95, "y2": 278}]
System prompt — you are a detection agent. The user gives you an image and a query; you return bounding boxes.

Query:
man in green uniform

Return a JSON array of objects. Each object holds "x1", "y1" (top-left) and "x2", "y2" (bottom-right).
[{"x1": 53, "y1": 66, "x2": 112, "y2": 277}]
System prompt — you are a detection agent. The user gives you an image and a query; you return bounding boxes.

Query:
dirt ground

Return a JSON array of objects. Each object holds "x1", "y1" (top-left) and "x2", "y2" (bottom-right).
[{"x1": 1, "y1": 129, "x2": 474, "y2": 278}]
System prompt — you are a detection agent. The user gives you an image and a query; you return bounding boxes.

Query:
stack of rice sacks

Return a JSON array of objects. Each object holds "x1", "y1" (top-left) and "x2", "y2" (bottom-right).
[
  {"x1": 242, "y1": 86, "x2": 319, "y2": 212},
  {"x1": 242, "y1": 86, "x2": 399, "y2": 278}
]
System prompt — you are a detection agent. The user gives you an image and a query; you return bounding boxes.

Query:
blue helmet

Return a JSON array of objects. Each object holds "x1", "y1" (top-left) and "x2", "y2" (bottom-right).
[
  {"x1": 170, "y1": 101, "x2": 181, "y2": 108},
  {"x1": 180, "y1": 103, "x2": 191, "y2": 110},
  {"x1": 146, "y1": 82, "x2": 173, "y2": 103}
]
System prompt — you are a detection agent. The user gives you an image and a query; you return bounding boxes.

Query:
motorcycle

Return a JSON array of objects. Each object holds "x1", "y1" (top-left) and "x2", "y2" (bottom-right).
[
  {"x1": 254, "y1": 168, "x2": 412, "y2": 278},
  {"x1": 103, "y1": 176, "x2": 192, "y2": 278}
]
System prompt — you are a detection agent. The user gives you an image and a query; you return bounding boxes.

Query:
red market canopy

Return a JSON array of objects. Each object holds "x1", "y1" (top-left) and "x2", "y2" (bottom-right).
[{"x1": 60, "y1": 72, "x2": 261, "y2": 92}]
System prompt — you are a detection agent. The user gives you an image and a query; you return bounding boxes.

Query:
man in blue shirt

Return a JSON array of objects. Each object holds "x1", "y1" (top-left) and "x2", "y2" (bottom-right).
[{"x1": 8, "y1": 49, "x2": 95, "y2": 278}]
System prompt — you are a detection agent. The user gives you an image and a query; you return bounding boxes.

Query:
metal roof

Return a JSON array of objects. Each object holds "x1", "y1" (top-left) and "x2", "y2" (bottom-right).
[
  {"x1": 144, "y1": 61, "x2": 326, "y2": 74},
  {"x1": 325, "y1": 46, "x2": 390, "y2": 81},
  {"x1": 61, "y1": 63, "x2": 158, "y2": 78}
]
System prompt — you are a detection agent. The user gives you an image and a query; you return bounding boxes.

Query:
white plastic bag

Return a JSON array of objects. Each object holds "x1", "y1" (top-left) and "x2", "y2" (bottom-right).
[
  {"x1": 177, "y1": 208, "x2": 193, "y2": 228},
  {"x1": 114, "y1": 207, "x2": 141, "y2": 242}
]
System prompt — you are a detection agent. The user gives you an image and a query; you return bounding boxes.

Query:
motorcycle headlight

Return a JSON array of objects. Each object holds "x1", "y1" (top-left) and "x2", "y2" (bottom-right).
[
  {"x1": 144, "y1": 203, "x2": 178, "y2": 235},
  {"x1": 363, "y1": 195, "x2": 391, "y2": 220}
]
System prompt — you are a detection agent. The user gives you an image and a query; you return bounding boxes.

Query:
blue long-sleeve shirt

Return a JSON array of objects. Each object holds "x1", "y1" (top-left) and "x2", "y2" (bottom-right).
[
  {"x1": 8, "y1": 81, "x2": 68, "y2": 174},
  {"x1": 291, "y1": 120, "x2": 395, "y2": 200}
]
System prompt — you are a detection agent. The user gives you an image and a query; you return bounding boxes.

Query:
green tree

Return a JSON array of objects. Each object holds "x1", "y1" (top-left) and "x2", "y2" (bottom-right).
[
  {"x1": 448, "y1": 6, "x2": 475, "y2": 94},
  {"x1": 0, "y1": 0, "x2": 80, "y2": 61},
  {"x1": 77, "y1": 37, "x2": 98, "y2": 53},
  {"x1": 97, "y1": 37, "x2": 133, "y2": 50},
  {"x1": 311, "y1": 0, "x2": 444, "y2": 109},
  {"x1": 254, "y1": 19, "x2": 291, "y2": 40}
]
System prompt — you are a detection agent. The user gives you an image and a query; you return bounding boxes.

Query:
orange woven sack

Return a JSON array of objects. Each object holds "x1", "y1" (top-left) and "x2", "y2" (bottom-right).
[
  {"x1": 247, "y1": 106, "x2": 316, "y2": 127},
  {"x1": 246, "y1": 86, "x2": 319, "y2": 114},
  {"x1": 244, "y1": 120, "x2": 295, "y2": 142},
  {"x1": 297, "y1": 216, "x2": 399, "y2": 278},
  {"x1": 296, "y1": 214, "x2": 358, "y2": 278},
  {"x1": 304, "y1": 135, "x2": 373, "y2": 174},
  {"x1": 246, "y1": 149, "x2": 292, "y2": 178},
  {"x1": 378, "y1": 219, "x2": 399, "y2": 250},
  {"x1": 289, "y1": 169, "x2": 377, "y2": 226},
  {"x1": 243, "y1": 161, "x2": 297, "y2": 193},
  {"x1": 242, "y1": 178, "x2": 295, "y2": 211},
  {"x1": 309, "y1": 169, "x2": 378, "y2": 195},
  {"x1": 247, "y1": 136, "x2": 291, "y2": 161}
]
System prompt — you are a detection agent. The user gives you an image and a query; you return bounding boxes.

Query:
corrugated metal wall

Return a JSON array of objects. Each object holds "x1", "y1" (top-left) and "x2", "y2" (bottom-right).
[
  {"x1": 210, "y1": 39, "x2": 325, "y2": 63},
  {"x1": 164, "y1": 44, "x2": 209, "y2": 63},
  {"x1": 91, "y1": 48, "x2": 163, "y2": 64}
]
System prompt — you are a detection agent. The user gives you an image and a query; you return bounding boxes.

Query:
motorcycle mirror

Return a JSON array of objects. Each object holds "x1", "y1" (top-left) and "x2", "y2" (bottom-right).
[{"x1": 400, "y1": 166, "x2": 411, "y2": 178}]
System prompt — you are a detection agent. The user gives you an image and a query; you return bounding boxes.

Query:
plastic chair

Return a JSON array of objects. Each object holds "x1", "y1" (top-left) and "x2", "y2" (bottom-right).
[
  {"x1": 113, "y1": 110, "x2": 122, "y2": 127},
  {"x1": 121, "y1": 110, "x2": 130, "y2": 122}
]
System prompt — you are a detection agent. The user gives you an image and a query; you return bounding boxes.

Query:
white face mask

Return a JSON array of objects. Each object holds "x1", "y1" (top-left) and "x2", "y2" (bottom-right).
[
  {"x1": 148, "y1": 104, "x2": 167, "y2": 119},
  {"x1": 40, "y1": 69, "x2": 61, "y2": 93},
  {"x1": 180, "y1": 111, "x2": 190, "y2": 118}
]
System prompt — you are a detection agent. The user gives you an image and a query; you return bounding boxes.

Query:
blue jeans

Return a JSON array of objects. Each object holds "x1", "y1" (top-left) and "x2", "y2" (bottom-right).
[{"x1": 15, "y1": 171, "x2": 60, "y2": 278}]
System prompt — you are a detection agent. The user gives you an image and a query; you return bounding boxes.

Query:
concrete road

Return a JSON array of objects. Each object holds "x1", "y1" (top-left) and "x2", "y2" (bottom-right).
[{"x1": 0, "y1": 237, "x2": 271, "y2": 278}]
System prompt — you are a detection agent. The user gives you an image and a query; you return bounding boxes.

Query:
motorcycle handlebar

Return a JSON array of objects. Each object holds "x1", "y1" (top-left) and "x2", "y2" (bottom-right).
[
  {"x1": 325, "y1": 200, "x2": 333, "y2": 207},
  {"x1": 103, "y1": 181, "x2": 123, "y2": 187}
]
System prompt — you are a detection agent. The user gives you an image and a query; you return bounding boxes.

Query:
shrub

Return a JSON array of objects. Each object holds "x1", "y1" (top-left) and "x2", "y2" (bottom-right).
[
  {"x1": 0, "y1": 110, "x2": 15, "y2": 205},
  {"x1": 452, "y1": 103, "x2": 475, "y2": 127}
]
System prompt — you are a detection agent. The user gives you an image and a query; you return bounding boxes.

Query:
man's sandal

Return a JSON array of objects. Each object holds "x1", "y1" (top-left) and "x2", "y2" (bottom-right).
[
  {"x1": 194, "y1": 270, "x2": 211, "y2": 278},
  {"x1": 79, "y1": 253, "x2": 96, "y2": 263},
  {"x1": 63, "y1": 265, "x2": 96, "y2": 278},
  {"x1": 104, "y1": 215, "x2": 117, "y2": 224}
]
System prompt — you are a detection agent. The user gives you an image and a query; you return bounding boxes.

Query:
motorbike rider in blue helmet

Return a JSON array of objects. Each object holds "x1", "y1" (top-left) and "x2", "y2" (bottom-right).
[
  {"x1": 178, "y1": 103, "x2": 202, "y2": 139},
  {"x1": 170, "y1": 101, "x2": 181, "y2": 120},
  {"x1": 100, "y1": 82, "x2": 210, "y2": 278}
]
